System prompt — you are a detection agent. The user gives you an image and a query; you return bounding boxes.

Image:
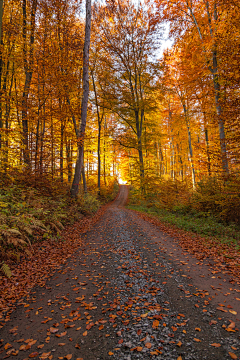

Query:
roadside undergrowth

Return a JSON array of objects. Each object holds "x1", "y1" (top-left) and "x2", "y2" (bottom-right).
[
  {"x1": 127, "y1": 186, "x2": 240, "y2": 282},
  {"x1": 0, "y1": 172, "x2": 118, "y2": 264},
  {"x1": 0, "y1": 172, "x2": 119, "y2": 320},
  {"x1": 0, "y1": 196, "x2": 114, "y2": 323}
]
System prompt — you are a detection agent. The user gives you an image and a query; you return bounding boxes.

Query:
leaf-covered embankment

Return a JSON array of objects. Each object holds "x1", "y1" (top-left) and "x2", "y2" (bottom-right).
[{"x1": 0, "y1": 174, "x2": 119, "y2": 321}]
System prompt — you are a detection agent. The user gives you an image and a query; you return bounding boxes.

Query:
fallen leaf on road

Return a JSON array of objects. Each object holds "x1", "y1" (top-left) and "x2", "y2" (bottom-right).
[
  {"x1": 229, "y1": 352, "x2": 237, "y2": 359},
  {"x1": 210, "y1": 343, "x2": 221, "y2": 347},
  {"x1": 29, "y1": 352, "x2": 39, "y2": 358},
  {"x1": 65, "y1": 355, "x2": 72, "y2": 360},
  {"x1": 229, "y1": 321, "x2": 235, "y2": 329},
  {"x1": 4, "y1": 343, "x2": 12, "y2": 350},
  {"x1": 152, "y1": 320, "x2": 159, "y2": 328},
  {"x1": 29, "y1": 340, "x2": 37, "y2": 346},
  {"x1": 40, "y1": 352, "x2": 51, "y2": 359}
]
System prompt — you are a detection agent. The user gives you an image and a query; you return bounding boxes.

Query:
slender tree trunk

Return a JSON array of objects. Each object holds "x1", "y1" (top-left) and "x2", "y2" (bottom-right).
[
  {"x1": 97, "y1": 122, "x2": 101, "y2": 192},
  {"x1": 0, "y1": 0, "x2": 3, "y2": 151},
  {"x1": 71, "y1": 0, "x2": 91, "y2": 196},
  {"x1": 183, "y1": 104, "x2": 196, "y2": 188},
  {"x1": 22, "y1": 0, "x2": 37, "y2": 168},
  {"x1": 103, "y1": 116, "x2": 107, "y2": 185},
  {"x1": 60, "y1": 119, "x2": 64, "y2": 182},
  {"x1": 188, "y1": 1, "x2": 228, "y2": 175},
  {"x1": 82, "y1": 150, "x2": 87, "y2": 193},
  {"x1": 5, "y1": 62, "x2": 14, "y2": 171},
  {"x1": 205, "y1": 128, "x2": 211, "y2": 176},
  {"x1": 66, "y1": 139, "x2": 72, "y2": 183},
  {"x1": 39, "y1": 108, "x2": 45, "y2": 175},
  {"x1": 135, "y1": 110, "x2": 144, "y2": 185}
]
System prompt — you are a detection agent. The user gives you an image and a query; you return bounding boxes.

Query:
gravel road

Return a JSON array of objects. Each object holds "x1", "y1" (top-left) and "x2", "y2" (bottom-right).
[{"x1": 1, "y1": 185, "x2": 240, "y2": 359}]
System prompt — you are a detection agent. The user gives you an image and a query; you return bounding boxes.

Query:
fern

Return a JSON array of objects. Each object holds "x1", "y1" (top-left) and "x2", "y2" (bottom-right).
[{"x1": 0, "y1": 261, "x2": 12, "y2": 278}]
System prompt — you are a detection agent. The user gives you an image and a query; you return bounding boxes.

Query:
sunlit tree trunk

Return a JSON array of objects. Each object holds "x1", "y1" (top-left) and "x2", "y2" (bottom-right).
[
  {"x1": 22, "y1": 0, "x2": 37, "y2": 168},
  {"x1": 183, "y1": 104, "x2": 196, "y2": 188},
  {"x1": 71, "y1": 0, "x2": 91, "y2": 196}
]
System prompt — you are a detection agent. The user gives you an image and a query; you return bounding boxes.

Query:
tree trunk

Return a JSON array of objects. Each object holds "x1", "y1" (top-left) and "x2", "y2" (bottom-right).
[
  {"x1": 97, "y1": 122, "x2": 101, "y2": 192},
  {"x1": 183, "y1": 104, "x2": 196, "y2": 188},
  {"x1": 135, "y1": 110, "x2": 144, "y2": 186},
  {"x1": 0, "y1": 0, "x2": 3, "y2": 151},
  {"x1": 22, "y1": 0, "x2": 37, "y2": 168},
  {"x1": 71, "y1": 0, "x2": 91, "y2": 196},
  {"x1": 60, "y1": 119, "x2": 64, "y2": 182},
  {"x1": 82, "y1": 150, "x2": 87, "y2": 193}
]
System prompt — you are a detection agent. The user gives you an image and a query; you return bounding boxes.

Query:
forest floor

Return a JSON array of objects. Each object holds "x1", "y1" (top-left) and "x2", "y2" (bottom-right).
[{"x1": 1, "y1": 185, "x2": 240, "y2": 360}]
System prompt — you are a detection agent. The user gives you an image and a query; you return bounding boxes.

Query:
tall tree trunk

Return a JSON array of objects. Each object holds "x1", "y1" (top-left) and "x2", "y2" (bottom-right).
[
  {"x1": 60, "y1": 119, "x2": 64, "y2": 182},
  {"x1": 91, "y1": 70, "x2": 102, "y2": 193},
  {"x1": 188, "y1": 1, "x2": 229, "y2": 175},
  {"x1": 135, "y1": 109, "x2": 144, "y2": 187},
  {"x1": 97, "y1": 121, "x2": 101, "y2": 192},
  {"x1": 103, "y1": 116, "x2": 107, "y2": 185},
  {"x1": 66, "y1": 139, "x2": 72, "y2": 183},
  {"x1": 82, "y1": 150, "x2": 87, "y2": 193},
  {"x1": 183, "y1": 104, "x2": 196, "y2": 188},
  {"x1": 0, "y1": 0, "x2": 3, "y2": 151},
  {"x1": 71, "y1": 0, "x2": 91, "y2": 196},
  {"x1": 22, "y1": 0, "x2": 37, "y2": 168},
  {"x1": 5, "y1": 62, "x2": 14, "y2": 171}
]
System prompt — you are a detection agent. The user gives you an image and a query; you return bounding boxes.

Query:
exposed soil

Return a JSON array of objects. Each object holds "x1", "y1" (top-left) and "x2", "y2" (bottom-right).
[{"x1": 0, "y1": 185, "x2": 240, "y2": 360}]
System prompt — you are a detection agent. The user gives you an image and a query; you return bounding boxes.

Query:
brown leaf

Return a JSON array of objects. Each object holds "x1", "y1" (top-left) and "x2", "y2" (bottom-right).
[
  {"x1": 28, "y1": 340, "x2": 37, "y2": 346},
  {"x1": 29, "y1": 352, "x2": 39, "y2": 358},
  {"x1": 39, "y1": 352, "x2": 51, "y2": 359},
  {"x1": 136, "y1": 346, "x2": 143, "y2": 352},
  {"x1": 108, "y1": 352, "x2": 114, "y2": 355},
  {"x1": 58, "y1": 343, "x2": 66, "y2": 346},
  {"x1": 145, "y1": 342, "x2": 152, "y2": 349},
  {"x1": 216, "y1": 307, "x2": 228, "y2": 313},
  {"x1": 211, "y1": 343, "x2": 221, "y2": 347},
  {"x1": 177, "y1": 341, "x2": 182, "y2": 347},
  {"x1": 229, "y1": 352, "x2": 237, "y2": 359},
  {"x1": 152, "y1": 320, "x2": 159, "y2": 329},
  {"x1": 19, "y1": 344, "x2": 27, "y2": 351},
  {"x1": 4, "y1": 343, "x2": 12, "y2": 350},
  {"x1": 65, "y1": 355, "x2": 72, "y2": 360},
  {"x1": 83, "y1": 331, "x2": 87, "y2": 336},
  {"x1": 59, "y1": 331, "x2": 67, "y2": 337},
  {"x1": 50, "y1": 327, "x2": 59, "y2": 333},
  {"x1": 229, "y1": 321, "x2": 235, "y2": 329},
  {"x1": 193, "y1": 338, "x2": 201, "y2": 342}
]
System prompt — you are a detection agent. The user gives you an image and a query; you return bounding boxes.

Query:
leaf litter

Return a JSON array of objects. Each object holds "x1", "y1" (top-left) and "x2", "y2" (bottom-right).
[{"x1": 0, "y1": 186, "x2": 240, "y2": 359}]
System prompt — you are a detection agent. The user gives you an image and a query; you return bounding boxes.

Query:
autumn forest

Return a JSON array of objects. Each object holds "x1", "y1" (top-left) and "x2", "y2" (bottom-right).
[
  {"x1": 0, "y1": 0, "x2": 238, "y2": 192},
  {"x1": 1, "y1": 0, "x2": 240, "y2": 358}
]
